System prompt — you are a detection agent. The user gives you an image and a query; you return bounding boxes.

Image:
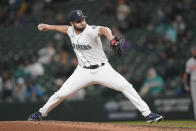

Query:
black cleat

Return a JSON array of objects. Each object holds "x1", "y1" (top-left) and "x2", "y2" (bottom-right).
[
  {"x1": 145, "y1": 113, "x2": 164, "y2": 123},
  {"x1": 28, "y1": 112, "x2": 43, "y2": 121}
]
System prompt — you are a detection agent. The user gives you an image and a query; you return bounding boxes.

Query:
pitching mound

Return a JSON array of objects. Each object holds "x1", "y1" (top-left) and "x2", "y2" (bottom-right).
[{"x1": 0, "y1": 121, "x2": 194, "y2": 131}]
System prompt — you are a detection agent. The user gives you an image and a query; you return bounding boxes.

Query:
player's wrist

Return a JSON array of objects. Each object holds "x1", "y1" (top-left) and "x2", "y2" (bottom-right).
[
  {"x1": 46, "y1": 25, "x2": 52, "y2": 30},
  {"x1": 109, "y1": 36, "x2": 115, "y2": 41}
]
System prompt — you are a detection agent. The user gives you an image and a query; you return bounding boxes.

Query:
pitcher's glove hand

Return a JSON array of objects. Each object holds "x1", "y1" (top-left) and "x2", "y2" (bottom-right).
[{"x1": 110, "y1": 36, "x2": 122, "y2": 57}]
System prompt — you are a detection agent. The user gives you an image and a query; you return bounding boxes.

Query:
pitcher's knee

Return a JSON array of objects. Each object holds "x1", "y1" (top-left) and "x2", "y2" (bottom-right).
[
  {"x1": 120, "y1": 83, "x2": 133, "y2": 92},
  {"x1": 52, "y1": 91, "x2": 66, "y2": 99}
]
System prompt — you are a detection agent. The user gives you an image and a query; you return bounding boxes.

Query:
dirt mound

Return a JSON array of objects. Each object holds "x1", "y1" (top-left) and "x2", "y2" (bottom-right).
[{"x1": 0, "y1": 121, "x2": 194, "y2": 131}]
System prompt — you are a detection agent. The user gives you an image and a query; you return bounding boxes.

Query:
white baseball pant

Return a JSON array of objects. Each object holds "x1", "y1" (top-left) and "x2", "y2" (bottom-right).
[
  {"x1": 39, "y1": 62, "x2": 151, "y2": 117},
  {"x1": 190, "y1": 81, "x2": 196, "y2": 120}
]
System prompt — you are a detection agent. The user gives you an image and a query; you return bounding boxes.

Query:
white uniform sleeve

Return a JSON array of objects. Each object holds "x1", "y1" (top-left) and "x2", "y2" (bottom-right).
[
  {"x1": 67, "y1": 26, "x2": 73, "y2": 37},
  {"x1": 186, "y1": 60, "x2": 190, "y2": 73},
  {"x1": 89, "y1": 25, "x2": 100, "y2": 40}
]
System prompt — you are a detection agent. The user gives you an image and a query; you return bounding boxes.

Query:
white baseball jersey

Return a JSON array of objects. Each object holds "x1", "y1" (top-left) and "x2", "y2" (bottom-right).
[
  {"x1": 186, "y1": 57, "x2": 196, "y2": 81},
  {"x1": 67, "y1": 24, "x2": 108, "y2": 67}
]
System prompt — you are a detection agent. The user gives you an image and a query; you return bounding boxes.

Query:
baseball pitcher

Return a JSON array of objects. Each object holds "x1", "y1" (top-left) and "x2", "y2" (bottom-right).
[{"x1": 28, "y1": 10, "x2": 163, "y2": 123}]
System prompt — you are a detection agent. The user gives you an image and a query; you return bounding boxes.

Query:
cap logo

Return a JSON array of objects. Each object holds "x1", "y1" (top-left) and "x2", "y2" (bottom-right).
[{"x1": 77, "y1": 11, "x2": 81, "y2": 16}]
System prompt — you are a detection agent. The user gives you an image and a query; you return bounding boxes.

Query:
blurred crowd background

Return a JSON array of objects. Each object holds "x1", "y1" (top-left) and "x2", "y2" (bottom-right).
[{"x1": 0, "y1": 0, "x2": 195, "y2": 103}]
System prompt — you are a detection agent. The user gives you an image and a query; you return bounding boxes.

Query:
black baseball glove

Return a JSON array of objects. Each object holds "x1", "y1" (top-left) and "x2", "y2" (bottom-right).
[{"x1": 110, "y1": 36, "x2": 122, "y2": 57}]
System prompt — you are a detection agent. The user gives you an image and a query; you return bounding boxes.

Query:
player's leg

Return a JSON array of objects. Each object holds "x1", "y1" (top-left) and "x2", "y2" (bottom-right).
[
  {"x1": 190, "y1": 82, "x2": 196, "y2": 120},
  {"x1": 28, "y1": 66, "x2": 91, "y2": 120},
  {"x1": 95, "y1": 63, "x2": 151, "y2": 116},
  {"x1": 95, "y1": 63, "x2": 163, "y2": 122}
]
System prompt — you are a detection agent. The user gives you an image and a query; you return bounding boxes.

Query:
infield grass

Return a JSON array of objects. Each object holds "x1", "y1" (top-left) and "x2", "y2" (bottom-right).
[{"x1": 106, "y1": 120, "x2": 196, "y2": 128}]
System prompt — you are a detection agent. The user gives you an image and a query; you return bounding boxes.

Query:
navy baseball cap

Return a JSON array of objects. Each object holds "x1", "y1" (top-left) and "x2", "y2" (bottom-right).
[{"x1": 69, "y1": 10, "x2": 87, "y2": 22}]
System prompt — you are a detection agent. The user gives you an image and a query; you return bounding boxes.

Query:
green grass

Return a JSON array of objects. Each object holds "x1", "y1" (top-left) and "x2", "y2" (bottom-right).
[{"x1": 105, "y1": 120, "x2": 196, "y2": 128}]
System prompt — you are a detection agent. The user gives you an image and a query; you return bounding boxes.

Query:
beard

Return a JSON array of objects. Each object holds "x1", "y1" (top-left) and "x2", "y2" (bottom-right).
[{"x1": 74, "y1": 24, "x2": 86, "y2": 32}]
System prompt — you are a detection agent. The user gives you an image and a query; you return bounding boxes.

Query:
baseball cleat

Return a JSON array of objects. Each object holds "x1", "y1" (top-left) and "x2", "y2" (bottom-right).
[
  {"x1": 145, "y1": 113, "x2": 164, "y2": 123},
  {"x1": 28, "y1": 112, "x2": 43, "y2": 121}
]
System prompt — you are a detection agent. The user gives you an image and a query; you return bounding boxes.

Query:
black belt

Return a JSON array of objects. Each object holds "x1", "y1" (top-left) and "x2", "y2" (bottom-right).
[{"x1": 83, "y1": 63, "x2": 105, "y2": 69}]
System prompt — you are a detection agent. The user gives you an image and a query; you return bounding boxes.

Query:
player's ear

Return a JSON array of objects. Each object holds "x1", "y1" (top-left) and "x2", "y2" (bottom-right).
[{"x1": 70, "y1": 21, "x2": 73, "y2": 26}]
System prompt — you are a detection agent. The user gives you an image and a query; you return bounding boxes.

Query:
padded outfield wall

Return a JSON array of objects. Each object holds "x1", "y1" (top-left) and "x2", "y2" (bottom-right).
[{"x1": 0, "y1": 96, "x2": 193, "y2": 121}]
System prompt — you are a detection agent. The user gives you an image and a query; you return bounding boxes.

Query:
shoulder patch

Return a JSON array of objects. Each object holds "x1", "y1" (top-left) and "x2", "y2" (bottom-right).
[{"x1": 92, "y1": 26, "x2": 98, "y2": 29}]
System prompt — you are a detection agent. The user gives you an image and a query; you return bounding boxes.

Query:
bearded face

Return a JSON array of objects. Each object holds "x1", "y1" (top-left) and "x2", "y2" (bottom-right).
[{"x1": 71, "y1": 18, "x2": 86, "y2": 32}]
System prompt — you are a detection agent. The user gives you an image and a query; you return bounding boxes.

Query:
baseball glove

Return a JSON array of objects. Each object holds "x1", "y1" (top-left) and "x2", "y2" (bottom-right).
[{"x1": 110, "y1": 36, "x2": 122, "y2": 57}]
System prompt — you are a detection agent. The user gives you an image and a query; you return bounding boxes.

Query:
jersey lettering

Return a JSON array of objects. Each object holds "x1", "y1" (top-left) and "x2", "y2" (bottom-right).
[{"x1": 72, "y1": 43, "x2": 92, "y2": 50}]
